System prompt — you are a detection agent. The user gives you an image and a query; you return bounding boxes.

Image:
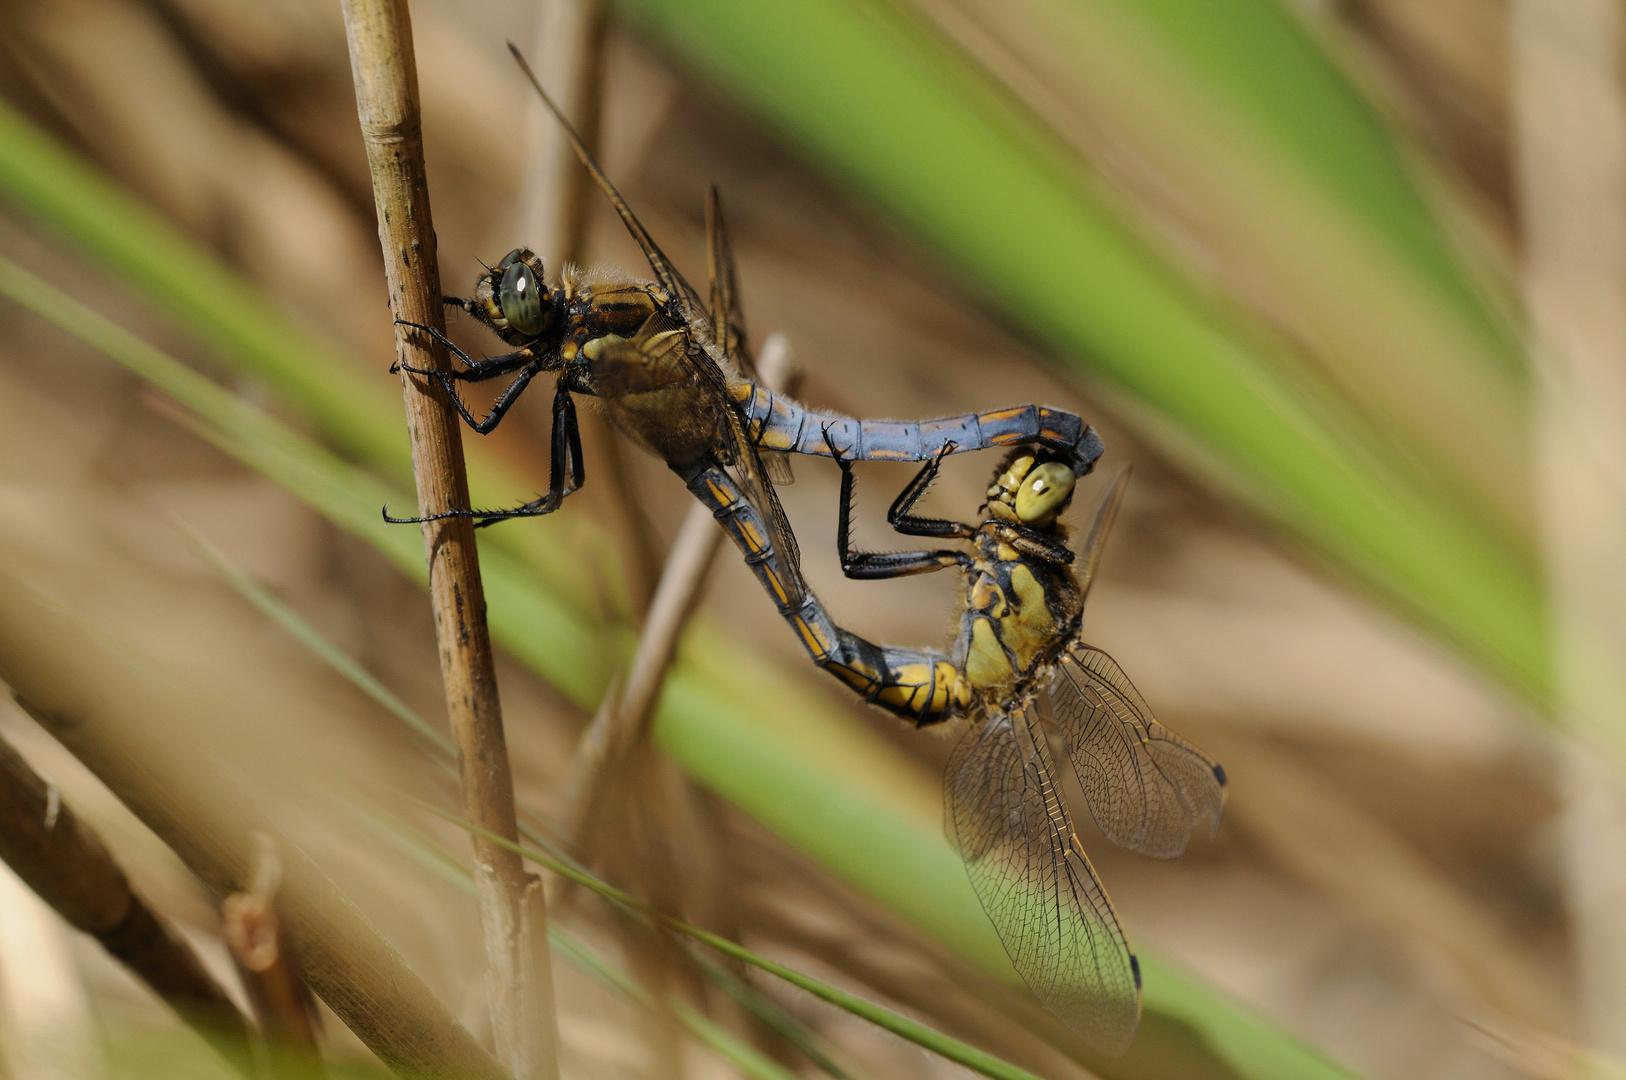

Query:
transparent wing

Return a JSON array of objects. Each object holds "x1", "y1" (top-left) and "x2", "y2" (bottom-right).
[
  {"x1": 708, "y1": 188, "x2": 796, "y2": 487},
  {"x1": 706, "y1": 185, "x2": 755, "y2": 376},
  {"x1": 1050, "y1": 641, "x2": 1226, "y2": 858},
  {"x1": 510, "y1": 43, "x2": 708, "y2": 320},
  {"x1": 945, "y1": 701, "x2": 1141, "y2": 1054},
  {"x1": 510, "y1": 44, "x2": 804, "y2": 596},
  {"x1": 720, "y1": 385, "x2": 806, "y2": 601},
  {"x1": 1076, "y1": 467, "x2": 1129, "y2": 602}
]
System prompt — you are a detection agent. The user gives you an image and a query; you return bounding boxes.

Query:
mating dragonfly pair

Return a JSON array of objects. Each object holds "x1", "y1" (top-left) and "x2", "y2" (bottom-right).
[{"x1": 389, "y1": 43, "x2": 1226, "y2": 1055}]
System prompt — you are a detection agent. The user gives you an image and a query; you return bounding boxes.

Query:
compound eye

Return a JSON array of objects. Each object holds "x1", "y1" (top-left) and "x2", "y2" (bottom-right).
[
  {"x1": 495, "y1": 248, "x2": 526, "y2": 270},
  {"x1": 498, "y1": 261, "x2": 547, "y2": 336},
  {"x1": 1014, "y1": 462, "x2": 1076, "y2": 523}
]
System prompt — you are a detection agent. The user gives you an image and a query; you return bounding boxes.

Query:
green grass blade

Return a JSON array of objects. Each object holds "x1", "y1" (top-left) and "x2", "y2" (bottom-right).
[
  {"x1": 1089, "y1": 0, "x2": 1520, "y2": 368},
  {"x1": 547, "y1": 930, "x2": 804, "y2": 1080},
  {"x1": 670, "y1": 1004, "x2": 804, "y2": 1080},
  {"x1": 610, "y1": 0, "x2": 1547, "y2": 705},
  {"x1": 689, "y1": 952, "x2": 866, "y2": 1080},
  {"x1": 0, "y1": 253, "x2": 1371, "y2": 1079}
]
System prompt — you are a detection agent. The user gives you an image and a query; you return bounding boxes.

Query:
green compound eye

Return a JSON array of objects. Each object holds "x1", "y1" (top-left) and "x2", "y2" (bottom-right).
[
  {"x1": 1014, "y1": 462, "x2": 1076, "y2": 523},
  {"x1": 498, "y1": 260, "x2": 547, "y2": 336}
]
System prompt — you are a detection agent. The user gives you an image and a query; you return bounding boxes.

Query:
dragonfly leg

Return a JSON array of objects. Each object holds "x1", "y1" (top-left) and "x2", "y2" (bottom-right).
[
  {"x1": 463, "y1": 362, "x2": 546, "y2": 436},
  {"x1": 392, "y1": 321, "x2": 547, "y2": 434},
  {"x1": 1004, "y1": 527, "x2": 1076, "y2": 566},
  {"x1": 825, "y1": 432, "x2": 971, "y2": 579},
  {"x1": 884, "y1": 442, "x2": 979, "y2": 540},
  {"x1": 381, "y1": 385, "x2": 583, "y2": 526},
  {"x1": 393, "y1": 321, "x2": 538, "y2": 381},
  {"x1": 471, "y1": 384, "x2": 584, "y2": 526}
]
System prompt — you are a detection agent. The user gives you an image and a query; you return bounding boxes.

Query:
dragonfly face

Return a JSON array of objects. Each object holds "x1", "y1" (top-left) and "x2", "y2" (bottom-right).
[{"x1": 471, "y1": 248, "x2": 561, "y2": 344}]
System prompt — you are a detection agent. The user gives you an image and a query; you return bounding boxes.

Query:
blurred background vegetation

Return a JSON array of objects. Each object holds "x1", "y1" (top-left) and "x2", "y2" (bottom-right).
[{"x1": 0, "y1": 0, "x2": 1620, "y2": 1078}]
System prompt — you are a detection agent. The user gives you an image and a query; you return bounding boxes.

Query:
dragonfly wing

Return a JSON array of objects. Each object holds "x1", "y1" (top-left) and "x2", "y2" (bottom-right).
[
  {"x1": 509, "y1": 43, "x2": 709, "y2": 319},
  {"x1": 1076, "y1": 467, "x2": 1130, "y2": 602},
  {"x1": 708, "y1": 189, "x2": 797, "y2": 488},
  {"x1": 945, "y1": 702, "x2": 1141, "y2": 1054},
  {"x1": 1051, "y1": 641, "x2": 1226, "y2": 858},
  {"x1": 761, "y1": 451, "x2": 795, "y2": 486},
  {"x1": 706, "y1": 185, "x2": 756, "y2": 376},
  {"x1": 509, "y1": 45, "x2": 802, "y2": 590}
]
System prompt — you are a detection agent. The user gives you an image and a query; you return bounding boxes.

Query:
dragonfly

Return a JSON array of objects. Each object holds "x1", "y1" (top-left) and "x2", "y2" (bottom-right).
[
  {"x1": 798, "y1": 441, "x2": 1229, "y2": 1054},
  {"x1": 386, "y1": 43, "x2": 1106, "y2": 611}
]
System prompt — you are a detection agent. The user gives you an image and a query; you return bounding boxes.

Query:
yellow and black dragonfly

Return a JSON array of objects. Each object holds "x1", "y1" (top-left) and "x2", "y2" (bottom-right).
[
  {"x1": 387, "y1": 45, "x2": 1105, "y2": 619},
  {"x1": 804, "y1": 442, "x2": 1227, "y2": 1053}
]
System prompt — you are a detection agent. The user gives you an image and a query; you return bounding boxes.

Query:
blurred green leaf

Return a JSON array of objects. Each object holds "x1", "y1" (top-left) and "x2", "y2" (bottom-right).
[{"x1": 1100, "y1": 0, "x2": 1518, "y2": 362}]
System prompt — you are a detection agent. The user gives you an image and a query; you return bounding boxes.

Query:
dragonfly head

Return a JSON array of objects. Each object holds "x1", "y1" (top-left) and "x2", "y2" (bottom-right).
[
  {"x1": 473, "y1": 248, "x2": 561, "y2": 343},
  {"x1": 986, "y1": 449, "x2": 1077, "y2": 527}
]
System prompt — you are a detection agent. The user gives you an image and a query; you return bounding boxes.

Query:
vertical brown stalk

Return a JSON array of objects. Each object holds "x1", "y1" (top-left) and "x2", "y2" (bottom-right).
[{"x1": 339, "y1": 4, "x2": 558, "y2": 1077}]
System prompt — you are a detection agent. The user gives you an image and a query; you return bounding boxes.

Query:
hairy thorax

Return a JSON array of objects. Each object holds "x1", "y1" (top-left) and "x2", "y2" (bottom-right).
[{"x1": 563, "y1": 274, "x2": 724, "y2": 466}]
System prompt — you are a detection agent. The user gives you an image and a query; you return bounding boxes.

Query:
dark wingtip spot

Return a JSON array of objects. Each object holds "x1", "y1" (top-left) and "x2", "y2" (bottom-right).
[
  {"x1": 1130, "y1": 953, "x2": 1142, "y2": 989},
  {"x1": 1213, "y1": 763, "x2": 1228, "y2": 787}
]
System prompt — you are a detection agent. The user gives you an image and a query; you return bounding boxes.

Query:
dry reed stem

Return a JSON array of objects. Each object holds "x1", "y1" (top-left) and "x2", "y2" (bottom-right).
[
  {"x1": 557, "y1": 334, "x2": 797, "y2": 846},
  {"x1": 338, "y1": 3, "x2": 558, "y2": 1077},
  {"x1": 0, "y1": 569, "x2": 510, "y2": 1080},
  {"x1": 0, "y1": 730, "x2": 255, "y2": 1076},
  {"x1": 223, "y1": 836, "x2": 325, "y2": 1080}
]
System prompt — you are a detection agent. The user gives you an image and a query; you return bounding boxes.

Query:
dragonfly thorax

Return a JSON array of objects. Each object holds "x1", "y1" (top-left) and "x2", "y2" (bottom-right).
[{"x1": 960, "y1": 528, "x2": 1082, "y2": 701}]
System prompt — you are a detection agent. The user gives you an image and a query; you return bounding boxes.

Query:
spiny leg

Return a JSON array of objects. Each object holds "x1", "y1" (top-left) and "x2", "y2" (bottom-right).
[
  {"x1": 824, "y1": 430, "x2": 970, "y2": 580},
  {"x1": 382, "y1": 384, "x2": 586, "y2": 526},
  {"x1": 393, "y1": 320, "x2": 537, "y2": 381},
  {"x1": 1002, "y1": 526, "x2": 1076, "y2": 566},
  {"x1": 883, "y1": 440, "x2": 979, "y2": 540},
  {"x1": 471, "y1": 383, "x2": 585, "y2": 527},
  {"x1": 391, "y1": 320, "x2": 546, "y2": 435}
]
